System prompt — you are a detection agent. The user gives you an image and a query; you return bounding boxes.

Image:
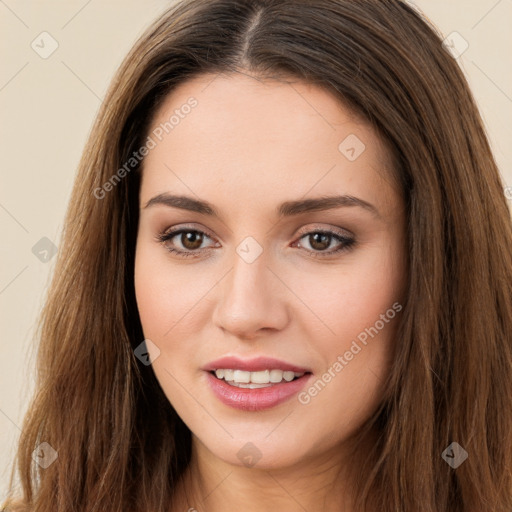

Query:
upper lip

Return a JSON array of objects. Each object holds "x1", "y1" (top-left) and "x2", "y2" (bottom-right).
[{"x1": 202, "y1": 356, "x2": 311, "y2": 373}]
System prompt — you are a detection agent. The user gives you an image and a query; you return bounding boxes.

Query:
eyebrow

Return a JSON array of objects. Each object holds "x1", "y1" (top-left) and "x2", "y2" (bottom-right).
[{"x1": 143, "y1": 193, "x2": 381, "y2": 219}]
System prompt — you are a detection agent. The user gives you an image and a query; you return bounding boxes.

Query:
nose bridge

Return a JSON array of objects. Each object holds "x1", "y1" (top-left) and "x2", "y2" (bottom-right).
[
  {"x1": 212, "y1": 237, "x2": 289, "y2": 336},
  {"x1": 231, "y1": 242, "x2": 268, "y2": 294}
]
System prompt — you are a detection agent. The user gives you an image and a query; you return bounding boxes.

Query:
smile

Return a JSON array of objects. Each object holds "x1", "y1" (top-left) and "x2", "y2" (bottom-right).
[
  {"x1": 212, "y1": 369, "x2": 306, "y2": 388},
  {"x1": 205, "y1": 369, "x2": 312, "y2": 411}
]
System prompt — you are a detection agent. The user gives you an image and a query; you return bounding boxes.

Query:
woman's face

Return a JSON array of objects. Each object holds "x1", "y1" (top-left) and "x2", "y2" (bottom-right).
[{"x1": 134, "y1": 72, "x2": 407, "y2": 470}]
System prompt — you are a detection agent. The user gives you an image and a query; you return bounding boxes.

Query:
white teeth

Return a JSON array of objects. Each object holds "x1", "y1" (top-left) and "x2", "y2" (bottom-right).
[
  {"x1": 283, "y1": 371, "x2": 295, "y2": 382},
  {"x1": 227, "y1": 382, "x2": 273, "y2": 389},
  {"x1": 251, "y1": 370, "x2": 270, "y2": 384},
  {"x1": 269, "y1": 369, "x2": 283, "y2": 383},
  {"x1": 233, "y1": 370, "x2": 251, "y2": 383},
  {"x1": 212, "y1": 368, "x2": 306, "y2": 385},
  {"x1": 223, "y1": 369, "x2": 234, "y2": 381}
]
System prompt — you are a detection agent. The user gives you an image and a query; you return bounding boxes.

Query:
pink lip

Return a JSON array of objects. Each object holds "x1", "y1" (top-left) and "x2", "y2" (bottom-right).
[
  {"x1": 202, "y1": 356, "x2": 311, "y2": 373},
  {"x1": 205, "y1": 372, "x2": 313, "y2": 411}
]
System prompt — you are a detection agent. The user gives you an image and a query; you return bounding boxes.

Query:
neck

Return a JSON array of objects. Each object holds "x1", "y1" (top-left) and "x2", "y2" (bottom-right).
[{"x1": 171, "y1": 435, "x2": 357, "y2": 512}]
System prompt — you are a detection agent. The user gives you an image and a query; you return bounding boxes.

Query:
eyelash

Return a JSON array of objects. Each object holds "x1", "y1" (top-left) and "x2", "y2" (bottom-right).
[{"x1": 155, "y1": 226, "x2": 356, "y2": 260}]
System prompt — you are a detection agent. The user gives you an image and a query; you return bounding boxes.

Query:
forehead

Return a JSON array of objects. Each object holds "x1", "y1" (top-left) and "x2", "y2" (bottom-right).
[{"x1": 140, "y1": 72, "x2": 399, "y2": 214}]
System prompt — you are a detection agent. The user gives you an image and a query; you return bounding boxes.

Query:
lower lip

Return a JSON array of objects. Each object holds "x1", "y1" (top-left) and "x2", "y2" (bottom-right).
[{"x1": 205, "y1": 371, "x2": 312, "y2": 411}]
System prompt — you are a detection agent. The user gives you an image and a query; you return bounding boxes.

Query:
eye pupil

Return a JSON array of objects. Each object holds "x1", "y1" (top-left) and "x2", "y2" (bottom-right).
[
  {"x1": 310, "y1": 232, "x2": 330, "y2": 251},
  {"x1": 160, "y1": 228, "x2": 349, "y2": 258},
  {"x1": 182, "y1": 231, "x2": 203, "y2": 250}
]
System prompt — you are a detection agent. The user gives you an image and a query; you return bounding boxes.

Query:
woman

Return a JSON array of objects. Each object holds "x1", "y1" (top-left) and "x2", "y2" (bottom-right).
[{"x1": 3, "y1": 0, "x2": 512, "y2": 511}]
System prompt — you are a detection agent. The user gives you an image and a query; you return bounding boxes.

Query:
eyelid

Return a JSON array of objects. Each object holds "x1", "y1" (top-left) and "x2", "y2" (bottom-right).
[
  {"x1": 158, "y1": 222, "x2": 353, "y2": 242},
  {"x1": 160, "y1": 223, "x2": 216, "y2": 239},
  {"x1": 292, "y1": 227, "x2": 356, "y2": 258},
  {"x1": 156, "y1": 223, "x2": 219, "y2": 247},
  {"x1": 156, "y1": 222, "x2": 356, "y2": 258},
  {"x1": 294, "y1": 223, "x2": 354, "y2": 239}
]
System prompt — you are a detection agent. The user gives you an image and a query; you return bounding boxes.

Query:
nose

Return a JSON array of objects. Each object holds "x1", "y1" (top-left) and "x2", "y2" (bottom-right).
[{"x1": 211, "y1": 247, "x2": 290, "y2": 340}]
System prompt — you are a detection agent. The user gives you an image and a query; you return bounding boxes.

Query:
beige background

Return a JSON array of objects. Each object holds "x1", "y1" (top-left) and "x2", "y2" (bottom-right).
[{"x1": 1, "y1": 0, "x2": 511, "y2": 498}]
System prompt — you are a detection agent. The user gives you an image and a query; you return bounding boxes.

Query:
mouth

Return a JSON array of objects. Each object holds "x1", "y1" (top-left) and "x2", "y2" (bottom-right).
[
  {"x1": 203, "y1": 356, "x2": 313, "y2": 411},
  {"x1": 203, "y1": 357, "x2": 313, "y2": 411},
  {"x1": 209, "y1": 368, "x2": 308, "y2": 388}
]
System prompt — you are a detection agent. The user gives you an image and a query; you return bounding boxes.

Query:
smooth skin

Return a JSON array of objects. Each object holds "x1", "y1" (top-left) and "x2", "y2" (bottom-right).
[{"x1": 134, "y1": 71, "x2": 407, "y2": 512}]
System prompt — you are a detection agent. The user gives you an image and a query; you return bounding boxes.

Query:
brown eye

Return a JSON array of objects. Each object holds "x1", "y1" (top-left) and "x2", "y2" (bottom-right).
[
  {"x1": 179, "y1": 231, "x2": 204, "y2": 250},
  {"x1": 295, "y1": 229, "x2": 356, "y2": 258},
  {"x1": 156, "y1": 228, "x2": 218, "y2": 258},
  {"x1": 307, "y1": 232, "x2": 332, "y2": 251}
]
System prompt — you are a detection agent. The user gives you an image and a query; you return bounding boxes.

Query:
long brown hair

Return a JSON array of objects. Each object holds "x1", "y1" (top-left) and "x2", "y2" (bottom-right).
[{"x1": 3, "y1": 1, "x2": 512, "y2": 511}]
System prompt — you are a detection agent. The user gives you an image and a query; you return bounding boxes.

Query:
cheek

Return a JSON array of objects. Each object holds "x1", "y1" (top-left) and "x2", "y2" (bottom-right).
[
  {"x1": 133, "y1": 243, "x2": 207, "y2": 414},
  {"x1": 291, "y1": 244, "x2": 402, "y2": 423},
  {"x1": 292, "y1": 241, "x2": 403, "y2": 346},
  {"x1": 134, "y1": 241, "x2": 209, "y2": 339},
  {"x1": 134, "y1": 247, "x2": 173, "y2": 338}
]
